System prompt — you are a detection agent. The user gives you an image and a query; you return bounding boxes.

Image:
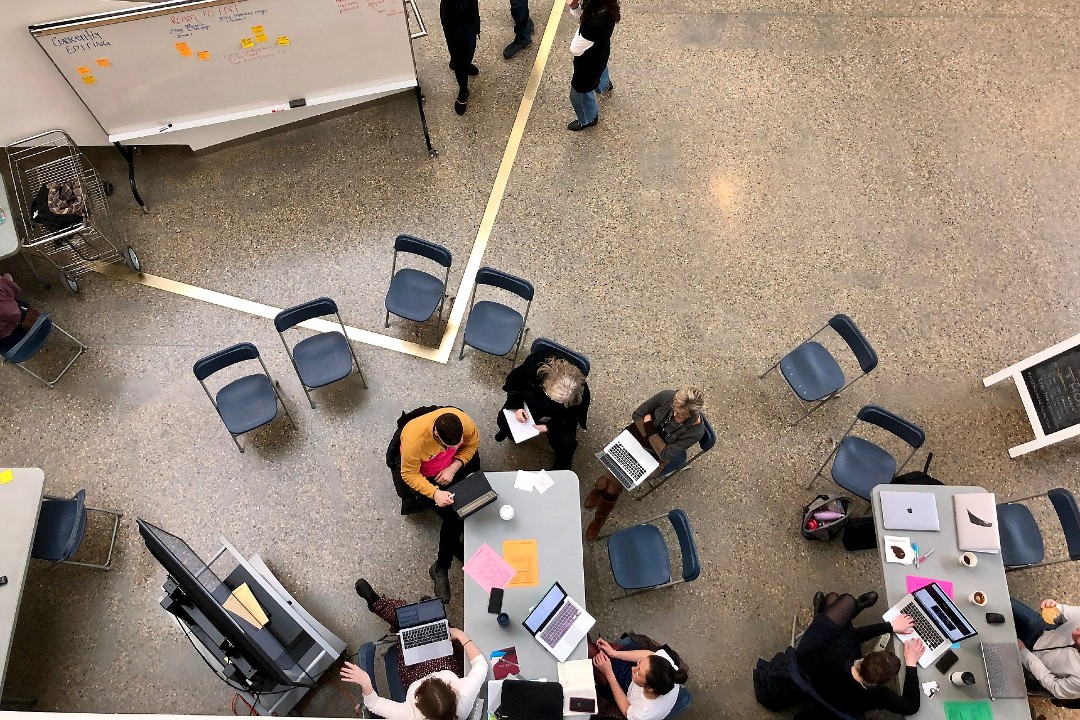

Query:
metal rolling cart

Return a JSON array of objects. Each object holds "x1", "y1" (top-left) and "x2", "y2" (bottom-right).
[{"x1": 6, "y1": 130, "x2": 141, "y2": 293}]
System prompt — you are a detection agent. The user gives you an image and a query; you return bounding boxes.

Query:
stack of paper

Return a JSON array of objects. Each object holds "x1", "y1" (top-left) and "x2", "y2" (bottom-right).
[
  {"x1": 559, "y1": 658, "x2": 598, "y2": 716},
  {"x1": 514, "y1": 470, "x2": 555, "y2": 494},
  {"x1": 502, "y1": 404, "x2": 541, "y2": 443}
]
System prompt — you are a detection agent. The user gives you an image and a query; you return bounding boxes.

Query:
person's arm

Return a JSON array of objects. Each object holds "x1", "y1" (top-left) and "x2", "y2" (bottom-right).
[
  {"x1": 454, "y1": 413, "x2": 480, "y2": 465},
  {"x1": 501, "y1": 355, "x2": 536, "y2": 410},
  {"x1": 577, "y1": 382, "x2": 591, "y2": 429},
  {"x1": 854, "y1": 621, "x2": 893, "y2": 644},
  {"x1": 565, "y1": 0, "x2": 583, "y2": 18},
  {"x1": 593, "y1": 653, "x2": 631, "y2": 717},
  {"x1": 867, "y1": 667, "x2": 921, "y2": 716},
  {"x1": 653, "y1": 423, "x2": 704, "y2": 463},
  {"x1": 341, "y1": 663, "x2": 413, "y2": 720},
  {"x1": 1020, "y1": 649, "x2": 1080, "y2": 700},
  {"x1": 0, "y1": 276, "x2": 22, "y2": 299},
  {"x1": 399, "y1": 433, "x2": 438, "y2": 499},
  {"x1": 632, "y1": 391, "x2": 667, "y2": 423},
  {"x1": 449, "y1": 629, "x2": 489, "y2": 705}
]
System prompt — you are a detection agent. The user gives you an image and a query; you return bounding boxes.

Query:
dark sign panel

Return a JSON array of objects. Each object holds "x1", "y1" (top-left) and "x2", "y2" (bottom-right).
[{"x1": 1023, "y1": 346, "x2": 1080, "y2": 435}]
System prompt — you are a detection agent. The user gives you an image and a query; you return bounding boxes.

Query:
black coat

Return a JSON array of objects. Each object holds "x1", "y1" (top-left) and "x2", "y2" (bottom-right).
[{"x1": 502, "y1": 352, "x2": 590, "y2": 432}]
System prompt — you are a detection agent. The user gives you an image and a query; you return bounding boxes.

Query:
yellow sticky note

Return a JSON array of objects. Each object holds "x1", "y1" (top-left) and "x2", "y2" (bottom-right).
[
  {"x1": 175, "y1": 42, "x2": 192, "y2": 56},
  {"x1": 251, "y1": 25, "x2": 264, "y2": 34},
  {"x1": 197, "y1": 50, "x2": 211, "y2": 60},
  {"x1": 276, "y1": 35, "x2": 290, "y2": 46},
  {"x1": 82, "y1": 75, "x2": 96, "y2": 85},
  {"x1": 241, "y1": 37, "x2": 254, "y2": 48},
  {"x1": 0, "y1": 469, "x2": 13, "y2": 484},
  {"x1": 254, "y1": 33, "x2": 267, "y2": 43},
  {"x1": 96, "y1": 57, "x2": 111, "y2": 67},
  {"x1": 502, "y1": 539, "x2": 540, "y2": 588},
  {"x1": 76, "y1": 66, "x2": 91, "y2": 75}
]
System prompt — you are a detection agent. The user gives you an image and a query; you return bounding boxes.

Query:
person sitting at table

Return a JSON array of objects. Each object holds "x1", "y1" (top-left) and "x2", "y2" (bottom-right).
[
  {"x1": 1011, "y1": 596, "x2": 1080, "y2": 700},
  {"x1": 494, "y1": 352, "x2": 590, "y2": 470},
  {"x1": 797, "y1": 590, "x2": 923, "y2": 716},
  {"x1": 589, "y1": 633, "x2": 687, "y2": 720},
  {"x1": 344, "y1": 578, "x2": 488, "y2": 720},
  {"x1": 583, "y1": 385, "x2": 705, "y2": 540},
  {"x1": 397, "y1": 407, "x2": 482, "y2": 604},
  {"x1": 0, "y1": 273, "x2": 41, "y2": 353}
]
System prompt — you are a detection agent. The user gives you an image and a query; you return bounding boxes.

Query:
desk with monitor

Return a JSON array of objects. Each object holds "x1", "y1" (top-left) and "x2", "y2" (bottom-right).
[
  {"x1": 463, "y1": 470, "x2": 589, "y2": 718},
  {"x1": 0, "y1": 468, "x2": 45, "y2": 701},
  {"x1": 871, "y1": 485, "x2": 1030, "y2": 720}
]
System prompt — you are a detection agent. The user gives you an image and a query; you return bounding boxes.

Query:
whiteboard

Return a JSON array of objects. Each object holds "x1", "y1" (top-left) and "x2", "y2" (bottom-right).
[{"x1": 30, "y1": 0, "x2": 418, "y2": 142}]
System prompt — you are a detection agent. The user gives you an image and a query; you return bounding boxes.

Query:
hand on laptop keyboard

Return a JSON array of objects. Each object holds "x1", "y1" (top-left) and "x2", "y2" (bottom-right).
[
  {"x1": 902, "y1": 638, "x2": 926, "y2": 666},
  {"x1": 890, "y1": 614, "x2": 915, "y2": 635}
]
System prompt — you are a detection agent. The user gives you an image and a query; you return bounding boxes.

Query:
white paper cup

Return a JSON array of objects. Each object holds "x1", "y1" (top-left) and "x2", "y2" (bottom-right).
[
  {"x1": 960, "y1": 552, "x2": 978, "y2": 568},
  {"x1": 968, "y1": 591, "x2": 987, "y2": 606},
  {"x1": 499, "y1": 504, "x2": 515, "y2": 521}
]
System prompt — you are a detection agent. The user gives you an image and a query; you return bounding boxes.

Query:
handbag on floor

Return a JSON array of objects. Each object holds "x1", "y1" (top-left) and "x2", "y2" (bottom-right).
[{"x1": 800, "y1": 494, "x2": 852, "y2": 541}]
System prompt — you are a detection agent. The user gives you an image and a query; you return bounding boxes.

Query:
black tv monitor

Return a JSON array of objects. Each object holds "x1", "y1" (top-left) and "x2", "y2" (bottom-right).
[{"x1": 136, "y1": 519, "x2": 309, "y2": 689}]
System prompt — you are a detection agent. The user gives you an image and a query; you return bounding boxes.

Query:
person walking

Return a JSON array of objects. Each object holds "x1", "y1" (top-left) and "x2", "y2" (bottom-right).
[
  {"x1": 503, "y1": 0, "x2": 534, "y2": 59},
  {"x1": 565, "y1": 0, "x2": 619, "y2": 131},
  {"x1": 441, "y1": 0, "x2": 481, "y2": 115}
]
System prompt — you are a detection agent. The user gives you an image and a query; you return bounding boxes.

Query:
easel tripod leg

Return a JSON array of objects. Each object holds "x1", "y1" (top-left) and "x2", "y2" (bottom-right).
[
  {"x1": 113, "y1": 142, "x2": 149, "y2": 213},
  {"x1": 414, "y1": 85, "x2": 438, "y2": 158}
]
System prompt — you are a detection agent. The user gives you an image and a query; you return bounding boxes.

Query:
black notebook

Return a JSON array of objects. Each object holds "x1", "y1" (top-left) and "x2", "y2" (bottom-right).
[{"x1": 452, "y1": 471, "x2": 498, "y2": 519}]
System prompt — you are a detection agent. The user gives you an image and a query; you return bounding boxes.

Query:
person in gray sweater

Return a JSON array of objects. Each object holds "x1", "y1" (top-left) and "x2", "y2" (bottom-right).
[
  {"x1": 1012, "y1": 597, "x2": 1080, "y2": 700},
  {"x1": 583, "y1": 386, "x2": 705, "y2": 540}
]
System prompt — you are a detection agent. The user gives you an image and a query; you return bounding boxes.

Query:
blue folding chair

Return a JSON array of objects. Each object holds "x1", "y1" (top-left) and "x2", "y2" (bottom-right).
[
  {"x1": 529, "y1": 337, "x2": 590, "y2": 376},
  {"x1": 601, "y1": 509, "x2": 700, "y2": 600},
  {"x1": 356, "y1": 641, "x2": 407, "y2": 717},
  {"x1": 997, "y1": 488, "x2": 1080, "y2": 572},
  {"x1": 759, "y1": 314, "x2": 877, "y2": 425},
  {"x1": 31, "y1": 489, "x2": 121, "y2": 570},
  {"x1": 460, "y1": 268, "x2": 533, "y2": 364},
  {"x1": 667, "y1": 687, "x2": 693, "y2": 719},
  {"x1": 1, "y1": 301, "x2": 87, "y2": 388},
  {"x1": 384, "y1": 235, "x2": 452, "y2": 328},
  {"x1": 634, "y1": 415, "x2": 716, "y2": 500},
  {"x1": 275, "y1": 297, "x2": 367, "y2": 408},
  {"x1": 809, "y1": 405, "x2": 924, "y2": 500},
  {"x1": 193, "y1": 342, "x2": 295, "y2": 453}
]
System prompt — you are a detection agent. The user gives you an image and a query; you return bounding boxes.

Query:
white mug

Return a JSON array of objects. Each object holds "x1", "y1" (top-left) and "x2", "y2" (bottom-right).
[
  {"x1": 960, "y1": 552, "x2": 978, "y2": 568},
  {"x1": 968, "y1": 591, "x2": 987, "y2": 606},
  {"x1": 499, "y1": 504, "x2": 515, "y2": 521}
]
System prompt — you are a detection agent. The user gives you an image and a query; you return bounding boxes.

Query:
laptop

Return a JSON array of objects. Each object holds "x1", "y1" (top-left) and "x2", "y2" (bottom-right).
[
  {"x1": 882, "y1": 582, "x2": 978, "y2": 667},
  {"x1": 396, "y1": 598, "x2": 453, "y2": 666},
  {"x1": 880, "y1": 490, "x2": 941, "y2": 531},
  {"x1": 596, "y1": 430, "x2": 659, "y2": 490},
  {"x1": 522, "y1": 582, "x2": 596, "y2": 662},
  {"x1": 954, "y1": 493, "x2": 1001, "y2": 553},
  {"x1": 981, "y1": 642, "x2": 1027, "y2": 699}
]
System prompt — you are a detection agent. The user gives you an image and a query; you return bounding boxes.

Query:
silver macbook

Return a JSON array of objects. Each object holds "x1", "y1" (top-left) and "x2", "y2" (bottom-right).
[
  {"x1": 880, "y1": 490, "x2": 941, "y2": 531},
  {"x1": 523, "y1": 582, "x2": 595, "y2": 662},
  {"x1": 981, "y1": 642, "x2": 1027, "y2": 699},
  {"x1": 396, "y1": 598, "x2": 453, "y2": 666},
  {"x1": 882, "y1": 582, "x2": 978, "y2": 667},
  {"x1": 596, "y1": 430, "x2": 659, "y2": 490}
]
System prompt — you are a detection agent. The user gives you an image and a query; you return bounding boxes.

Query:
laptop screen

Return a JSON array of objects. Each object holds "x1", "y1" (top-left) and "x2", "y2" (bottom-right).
[
  {"x1": 524, "y1": 583, "x2": 566, "y2": 634},
  {"x1": 395, "y1": 598, "x2": 446, "y2": 630},
  {"x1": 914, "y1": 584, "x2": 977, "y2": 642}
]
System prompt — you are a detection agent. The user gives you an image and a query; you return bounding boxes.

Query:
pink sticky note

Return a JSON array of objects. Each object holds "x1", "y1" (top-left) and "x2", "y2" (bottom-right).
[
  {"x1": 906, "y1": 575, "x2": 953, "y2": 599},
  {"x1": 463, "y1": 543, "x2": 516, "y2": 593}
]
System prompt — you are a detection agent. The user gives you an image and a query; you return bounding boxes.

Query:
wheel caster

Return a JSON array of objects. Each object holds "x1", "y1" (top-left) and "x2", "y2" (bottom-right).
[
  {"x1": 122, "y1": 244, "x2": 142, "y2": 273},
  {"x1": 60, "y1": 273, "x2": 79, "y2": 294}
]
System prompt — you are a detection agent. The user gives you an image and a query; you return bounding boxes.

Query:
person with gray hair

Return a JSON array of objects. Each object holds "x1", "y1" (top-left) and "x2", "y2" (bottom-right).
[
  {"x1": 583, "y1": 386, "x2": 706, "y2": 540},
  {"x1": 495, "y1": 352, "x2": 591, "y2": 470}
]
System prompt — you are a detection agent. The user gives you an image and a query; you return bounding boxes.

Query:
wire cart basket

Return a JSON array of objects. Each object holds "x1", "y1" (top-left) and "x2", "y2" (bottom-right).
[{"x1": 6, "y1": 130, "x2": 141, "y2": 293}]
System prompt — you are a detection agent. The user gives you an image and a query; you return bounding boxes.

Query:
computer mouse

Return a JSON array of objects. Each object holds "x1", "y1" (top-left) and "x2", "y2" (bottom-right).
[{"x1": 986, "y1": 612, "x2": 1005, "y2": 625}]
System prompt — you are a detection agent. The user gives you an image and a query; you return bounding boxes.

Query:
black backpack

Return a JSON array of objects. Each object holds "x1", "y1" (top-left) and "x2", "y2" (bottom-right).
[
  {"x1": 892, "y1": 453, "x2": 942, "y2": 486},
  {"x1": 30, "y1": 181, "x2": 85, "y2": 233}
]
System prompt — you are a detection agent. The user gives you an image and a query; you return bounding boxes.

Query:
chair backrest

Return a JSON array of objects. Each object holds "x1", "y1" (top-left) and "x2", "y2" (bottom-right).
[
  {"x1": 395, "y1": 234, "x2": 452, "y2": 267},
  {"x1": 192, "y1": 342, "x2": 260, "y2": 381},
  {"x1": 356, "y1": 642, "x2": 380, "y2": 696},
  {"x1": 856, "y1": 405, "x2": 925, "y2": 449},
  {"x1": 666, "y1": 687, "x2": 692, "y2": 719},
  {"x1": 668, "y1": 510, "x2": 701, "y2": 582},
  {"x1": 1048, "y1": 488, "x2": 1080, "y2": 562},
  {"x1": 698, "y1": 415, "x2": 716, "y2": 452},
  {"x1": 530, "y1": 337, "x2": 590, "y2": 376},
  {"x1": 383, "y1": 643, "x2": 407, "y2": 702},
  {"x1": 475, "y1": 267, "x2": 534, "y2": 301},
  {"x1": 828, "y1": 314, "x2": 878, "y2": 374},
  {"x1": 32, "y1": 489, "x2": 86, "y2": 561},
  {"x1": 2, "y1": 312, "x2": 53, "y2": 363},
  {"x1": 274, "y1": 297, "x2": 338, "y2": 332}
]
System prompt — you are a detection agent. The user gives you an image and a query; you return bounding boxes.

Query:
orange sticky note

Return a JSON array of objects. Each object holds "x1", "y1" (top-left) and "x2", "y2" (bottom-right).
[
  {"x1": 197, "y1": 50, "x2": 211, "y2": 60},
  {"x1": 82, "y1": 75, "x2": 96, "y2": 85},
  {"x1": 0, "y1": 469, "x2": 12, "y2": 485},
  {"x1": 276, "y1": 35, "x2": 290, "y2": 46},
  {"x1": 254, "y1": 33, "x2": 267, "y2": 43},
  {"x1": 241, "y1": 37, "x2": 254, "y2": 48},
  {"x1": 96, "y1": 57, "x2": 111, "y2": 67},
  {"x1": 175, "y1": 42, "x2": 192, "y2": 56},
  {"x1": 76, "y1": 66, "x2": 91, "y2": 75}
]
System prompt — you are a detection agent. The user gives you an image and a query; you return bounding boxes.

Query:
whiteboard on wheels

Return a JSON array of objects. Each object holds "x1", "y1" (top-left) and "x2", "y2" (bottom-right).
[{"x1": 29, "y1": 0, "x2": 418, "y2": 143}]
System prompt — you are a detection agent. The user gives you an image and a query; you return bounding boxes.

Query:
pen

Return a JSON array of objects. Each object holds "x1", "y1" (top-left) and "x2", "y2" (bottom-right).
[
  {"x1": 919, "y1": 548, "x2": 935, "y2": 565},
  {"x1": 913, "y1": 543, "x2": 920, "y2": 569}
]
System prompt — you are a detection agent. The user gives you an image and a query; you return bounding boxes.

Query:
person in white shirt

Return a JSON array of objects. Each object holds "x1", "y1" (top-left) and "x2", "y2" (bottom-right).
[
  {"x1": 591, "y1": 636, "x2": 687, "y2": 720},
  {"x1": 340, "y1": 626, "x2": 487, "y2": 720},
  {"x1": 1012, "y1": 597, "x2": 1080, "y2": 700}
]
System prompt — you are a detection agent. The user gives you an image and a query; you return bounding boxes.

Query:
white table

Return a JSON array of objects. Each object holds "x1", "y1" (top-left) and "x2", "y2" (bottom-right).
[
  {"x1": 871, "y1": 484, "x2": 1031, "y2": 720},
  {"x1": 463, "y1": 471, "x2": 588, "y2": 717},
  {"x1": 0, "y1": 181, "x2": 20, "y2": 260},
  {"x1": 0, "y1": 468, "x2": 45, "y2": 697}
]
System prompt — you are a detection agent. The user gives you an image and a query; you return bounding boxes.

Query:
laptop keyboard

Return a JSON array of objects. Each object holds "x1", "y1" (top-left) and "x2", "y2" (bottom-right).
[
  {"x1": 600, "y1": 454, "x2": 637, "y2": 490},
  {"x1": 902, "y1": 602, "x2": 944, "y2": 648},
  {"x1": 401, "y1": 623, "x2": 448, "y2": 650},
  {"x1": 609, "y1": 443, "x2": 646, "y2": 478},
  {"x1": 540, "y1": 603, "x2": 582, "y2": 646}
]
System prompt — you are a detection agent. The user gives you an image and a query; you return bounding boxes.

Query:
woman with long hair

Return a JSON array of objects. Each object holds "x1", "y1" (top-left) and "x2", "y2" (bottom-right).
[
  {"x1": 565, "y1": 0, "x2": 620, "y2": 130},
  {"x1": 591, "y1": 634, "x2": 688, "y2": 719}
]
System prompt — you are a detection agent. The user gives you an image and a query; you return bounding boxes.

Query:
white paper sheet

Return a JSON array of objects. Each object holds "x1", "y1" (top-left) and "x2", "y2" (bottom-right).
[{"x1": 503, "y1": 403, "x2": 541, "y2": 443}]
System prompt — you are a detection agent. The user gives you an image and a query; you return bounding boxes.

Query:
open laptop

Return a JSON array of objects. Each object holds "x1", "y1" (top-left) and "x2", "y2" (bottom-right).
[
  {"x1": 396, "y1": 598, "x2": 453, "y2": 666},
  {"x1": 523, "y1": 582, "x2": 596, "y2": 662},
  {"x1": 981, "y1": 642, "x2": 1027, "y2": 699},
  {"x1": 882, "y1": 582, "x2": 978, "y2": 667},
  {"x1": 880, "y1": 490, "x2": 941, "y2": 531},
  {"x1": 596, "y1": 430, "x2": 659, "y2": 490}
]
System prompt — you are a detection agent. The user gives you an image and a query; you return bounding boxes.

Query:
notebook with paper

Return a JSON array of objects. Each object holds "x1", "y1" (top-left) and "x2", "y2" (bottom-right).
[
  {"x1": 954, "y1": 492, "x2": 1001, "y2": 553},
  {"x1": 559, "y1": 659, "x2": 598, "y2": 716}
]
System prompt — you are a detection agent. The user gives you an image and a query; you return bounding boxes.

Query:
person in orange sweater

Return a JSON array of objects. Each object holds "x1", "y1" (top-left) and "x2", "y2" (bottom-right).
[{"x1": 399, "y1": 408, "x2": 481, "y2": 604}]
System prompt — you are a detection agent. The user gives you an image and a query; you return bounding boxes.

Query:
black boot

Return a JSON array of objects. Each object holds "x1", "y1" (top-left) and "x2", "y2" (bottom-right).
[
  {"x1": 855, "y1": 591, "x2": 879, "y2": 613},
  {"x1": 430, "y1": 562, "x2": 452, "y2": 604},
  {"x1": 812, "y1": 591, "x2": 825, "y2": 615},
  {"x1": 354, "y1": 578, "x2": 381, "y2": 611}
]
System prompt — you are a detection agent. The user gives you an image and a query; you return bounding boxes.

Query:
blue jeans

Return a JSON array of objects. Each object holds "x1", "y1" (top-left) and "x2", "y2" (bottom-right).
[
  {"x1": 570, "y1": 67, "x2": 610, "y2": 125},
  {"x1": 509, "y1": 0, "x2": 533, "y2": 43},
  {"x1": 1012, "y1": 597, "x2": 1053, "y2": 649}
]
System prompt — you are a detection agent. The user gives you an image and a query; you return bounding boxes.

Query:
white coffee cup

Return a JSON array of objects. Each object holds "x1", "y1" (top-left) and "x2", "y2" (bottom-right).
[
  {"x1": 968, "y1": 590, "x2": 987, "y2": 606},
  {"x1": 960, "y1": 552, "x2": 978, "y2": 568},
  {"x1": 499, "y1": 504, "x2": 515, "y2": 521}
]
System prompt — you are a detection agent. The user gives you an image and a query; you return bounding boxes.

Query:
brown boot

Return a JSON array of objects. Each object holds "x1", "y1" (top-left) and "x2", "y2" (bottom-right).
[
  {"x1": 583, "y1": 475, "x2": 609, "y2": 509},
  {"x1": 585, "y1": 490, "x2": 620, "y2": 541}
]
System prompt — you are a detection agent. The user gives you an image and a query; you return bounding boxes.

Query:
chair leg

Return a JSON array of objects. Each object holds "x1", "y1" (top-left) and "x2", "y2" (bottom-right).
[
  {"x1": 758, "y1": 358, "x2": 780, "y2": 379},
  {"x1": 231, "y1": 432, "x2": 246, "y2": 453},
  {"x1": 458, "y1": 341, "x2": 466, "y2": 361},
  {"x1": 301, "y1": 385, "x2": 316, "y2": 410},
  {"x1": 62, "y1": 506, "x2": 122, "y2": 570},
  {"x1": 274, "y1": 380, "x2": 298, "y2": 427}
]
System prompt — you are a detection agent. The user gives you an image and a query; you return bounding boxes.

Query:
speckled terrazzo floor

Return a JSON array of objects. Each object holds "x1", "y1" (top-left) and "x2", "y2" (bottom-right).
[{"x1": 3, "y1": 1, "x2": 1080, "y2": 719}]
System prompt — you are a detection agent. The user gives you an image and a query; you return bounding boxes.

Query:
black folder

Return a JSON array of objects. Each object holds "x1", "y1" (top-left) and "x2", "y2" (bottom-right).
[{"x1": 452, "y1": 471, "x2": 498, "y2": 519}]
